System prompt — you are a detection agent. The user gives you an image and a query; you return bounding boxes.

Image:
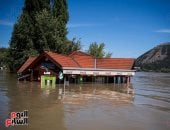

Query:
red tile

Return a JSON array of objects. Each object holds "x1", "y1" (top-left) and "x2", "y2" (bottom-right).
[
  {"x1": 18, "y1": 57, "x2": 37, "y2": 73},
  {"x1": 18, "y1": 51, "x2": 135, "y2": 73}
]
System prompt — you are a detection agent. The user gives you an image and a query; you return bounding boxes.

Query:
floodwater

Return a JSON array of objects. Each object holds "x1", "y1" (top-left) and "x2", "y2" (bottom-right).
[{"x1": 0, "y1": 71, "x2": 170, "y2": 130}]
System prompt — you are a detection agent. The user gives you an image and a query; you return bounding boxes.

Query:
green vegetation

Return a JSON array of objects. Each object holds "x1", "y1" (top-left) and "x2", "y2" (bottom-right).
[
  {"x1": 87, "y1": 42, "x2": 112, "y2": 58},
  {"x1": 1, "y1": 0, "x2": 111, "y2": 72},
  {"x1": 7, "y1": 0, "x2": 81, "y2": 72},
  {"x1": 0, "y1": 47, "x2": 8, "y2": 67}
]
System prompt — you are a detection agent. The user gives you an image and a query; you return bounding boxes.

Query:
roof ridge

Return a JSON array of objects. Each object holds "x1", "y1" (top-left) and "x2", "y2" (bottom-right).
[
  {"x1": 70, "y1": 56, "x2": 81, "y2": 67},
  {"x1": 69, "y1": 50, "x2": 93, "y2": 57},
  {"x1": 45, "y1": 51, "x2": 80, "y2": 68},
  {"x1": 46, "y1": 51, "x2": 69, "y2": 57},
  {"x1": 97, "y1": 57, "x2": 135, "y2": 59}
]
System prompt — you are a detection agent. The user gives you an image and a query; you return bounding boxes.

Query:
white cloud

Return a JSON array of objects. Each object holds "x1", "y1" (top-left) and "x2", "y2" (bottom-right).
[
  {"x1": 0, "y1": 20, "x2": 14, "y2": 26},
  {"x1": 156, "y1": 29, "x2": 170, "y2": 33}
]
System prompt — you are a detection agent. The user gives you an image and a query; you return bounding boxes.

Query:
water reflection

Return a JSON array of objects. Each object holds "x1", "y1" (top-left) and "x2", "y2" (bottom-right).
[
  {"x1": 52, "y1": 83, "x2": 135, "y2": 106},
  {"x1": 39, "y1": 79, "x2": 135, "y2": 105}
]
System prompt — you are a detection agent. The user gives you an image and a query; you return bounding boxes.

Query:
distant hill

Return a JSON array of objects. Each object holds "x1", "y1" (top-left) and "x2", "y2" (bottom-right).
[{"x1": 135, "y1": 42, "x2": 170, "y2": 72}]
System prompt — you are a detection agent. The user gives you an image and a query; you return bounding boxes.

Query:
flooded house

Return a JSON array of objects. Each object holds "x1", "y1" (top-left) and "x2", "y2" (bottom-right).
[{"x1": 17, "y1": 51, "x2": 135, "y2": 85}]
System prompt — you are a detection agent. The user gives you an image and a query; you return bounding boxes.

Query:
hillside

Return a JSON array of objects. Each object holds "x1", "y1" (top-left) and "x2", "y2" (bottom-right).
[{"x1": 135, "y1": 43, "x2": 170, "y2": 72}]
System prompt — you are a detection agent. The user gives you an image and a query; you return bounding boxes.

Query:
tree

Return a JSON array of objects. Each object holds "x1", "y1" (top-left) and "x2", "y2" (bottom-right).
[
  {"x1": 53, "y1": 0, "x2": 69, "y2": 24},
  {"x1": 8, "y1": 12, "x2": 38, "y2": 71},
  {"x1": 34, "y1": 9, "x2": 58, "y2": 52},
  {"x1": 63, "y1": 38, "x2": 81, "y2": 54},
  {"x1": 0, "y1": 47, "x2": 8, "y2": 67},
  {"x1": 105, "y1": 53, "x2": 112, "y2": 58},
  {"x1": 8, "y1": 0, "x2": 81, "y2": 71},
  {"x1": 87, "y1": 42, "x2": 112, "y2": 58},
  {"x1": 23, "y1": 0, "x2": 50, "y2": 16},
  {"x1": 52, "y1": 0, "x2": 69, "y2": 47},
  {"x1": 8, "y1": 0, "x2": 50, "y2": 71},
  {"x1": 34, "y1": 9, "x2": 81, "y2": 54}
]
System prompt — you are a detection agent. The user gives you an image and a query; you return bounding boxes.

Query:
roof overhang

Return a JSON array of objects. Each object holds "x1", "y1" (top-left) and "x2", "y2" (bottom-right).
[{"x1": 62, "y1": 67, "x2": 135, "y2": 76}]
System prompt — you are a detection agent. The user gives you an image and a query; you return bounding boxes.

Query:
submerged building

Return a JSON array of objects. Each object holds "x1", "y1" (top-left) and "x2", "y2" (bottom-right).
[{"x1": 17, "y1": 51, "x2": 135, "y2": 84}]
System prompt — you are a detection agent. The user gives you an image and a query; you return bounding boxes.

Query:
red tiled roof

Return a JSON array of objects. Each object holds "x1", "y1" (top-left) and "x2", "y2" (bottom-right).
[
  {"x1": 69, "y1": 51, "x2": 135, "y2": 69},
  {"x1": 69, "y1": 51, "x2": 92, "y2": 57},
  {"x1": 96, "y1": 58, "x2": 135, "y2": 70},
  {"x1": 46, "y1": 51, "x2": 79, "y2": 68},
  {"x1": 69, "y1": 51, "x2": 94, "y2": 68},
  {"x1": 18, "y1": 56, "x2": 37, "y2": 73},
  {"x1": 18, "y1": 51, "x2": 135, "y2": 73}
]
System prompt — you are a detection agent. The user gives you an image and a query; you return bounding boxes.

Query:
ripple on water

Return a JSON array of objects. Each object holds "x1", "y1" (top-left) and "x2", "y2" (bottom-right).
[{"x1": 61, "y1": 89, "x2": 134, "y2": 106}]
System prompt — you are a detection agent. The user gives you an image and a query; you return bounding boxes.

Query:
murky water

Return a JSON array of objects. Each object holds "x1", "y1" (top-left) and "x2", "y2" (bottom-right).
[{"x1": 0, "y1": 71, "x2": 170, "y2": 130}]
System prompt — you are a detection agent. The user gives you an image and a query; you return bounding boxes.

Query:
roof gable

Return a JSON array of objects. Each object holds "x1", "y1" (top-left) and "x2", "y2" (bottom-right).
[
  {"x1": 46, "y1": 51, "x2": 79, "y2": 68},
  {"x1": 18, "y1": 56, "x2": 37, "y2": 73},
  {"x1": 69, "y1": 51, "x2": 95, "y2": 68}
]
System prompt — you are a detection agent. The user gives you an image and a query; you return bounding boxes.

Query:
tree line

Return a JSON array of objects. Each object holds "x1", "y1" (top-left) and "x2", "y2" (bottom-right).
[{"x1": 1, "y1": 0, "x2": 111, "y2": 72}]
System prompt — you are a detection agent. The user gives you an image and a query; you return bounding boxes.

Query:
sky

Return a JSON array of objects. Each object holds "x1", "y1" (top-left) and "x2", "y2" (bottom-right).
[{"x1": 0, "y1": 0, "x2": 170, "y2": 58}]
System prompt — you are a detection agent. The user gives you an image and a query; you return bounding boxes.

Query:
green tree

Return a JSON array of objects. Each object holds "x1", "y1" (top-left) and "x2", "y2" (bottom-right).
[
  {"x1": 53, "y1": 0, "x2": 69, "y2": 24},
  {"x1": 0, "y1": 47, "x2": 8, "y2": 67},
  {"x1": 55, "y1": 0, "x2": 82, "y2": 54},
  {"x1": 8, "y1": 12, "x2": 38, "y2": 71},
  {"x1": 8, "y1": 0, "x2": 81, "y2": 71},
  {"x1": 105, "y1": 53, "x2": 112, "y2": 58},
  {"x1": 63, "y1": 38, "x2": 81, "y2": 54},
  {"x1": 53, "y1": 0, "x2": 69, "y2": 43},
  {"x1": 34, "y1": 9, "x2": 81, "y2": 54},
  {"x1": 87, "y1": 42, "x2": 112, "y2": 58},
  {"x1": 8, "y1": 0, "x2": 50, "y2": 71},
  {"x1": 34, "y1": 9, "x2": 58, "y2": 52},
  {"x1": 23, "y1": 0, "x2": 50, "y2": 16}
]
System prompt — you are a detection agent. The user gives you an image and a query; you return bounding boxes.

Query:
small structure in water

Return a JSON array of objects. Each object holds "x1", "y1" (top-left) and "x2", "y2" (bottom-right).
[
  {"x1": 41, "y1": 73, "x2": 56, "y2": 87},
  {"x1": 17, "y1": 51, "x2": 135, "y2": 85}
]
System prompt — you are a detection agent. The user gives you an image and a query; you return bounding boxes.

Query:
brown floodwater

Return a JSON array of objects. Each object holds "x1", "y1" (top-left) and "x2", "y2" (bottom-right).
[{"x1": 0, "y1": 71, "x2": 170, "y2": 130}]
